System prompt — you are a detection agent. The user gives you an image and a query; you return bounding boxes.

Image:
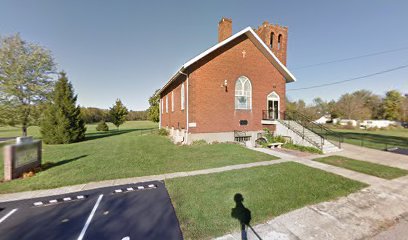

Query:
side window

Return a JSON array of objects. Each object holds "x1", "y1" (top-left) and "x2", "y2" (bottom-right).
[
  {"x1": 171, "y1": 91, "x2": 174, "y2": 112},
  {"x1": 166, "y1": 95, "x2": 168, "y2": 113},
  {"x1": 181, "y1": 83, "x2": 185, "y2": 110}
]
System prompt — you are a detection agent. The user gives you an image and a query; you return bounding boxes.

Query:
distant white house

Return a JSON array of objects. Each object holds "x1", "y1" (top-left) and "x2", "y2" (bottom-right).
[
  {"x1": 360, "y1": 120, "x2": 398, "y2": 129},
  {"x1": 313, "y1": 115, "x2": 331, "y2": 124},
  {"x1": 332, "y1": 118, "x2": 358, "y2": 127}
]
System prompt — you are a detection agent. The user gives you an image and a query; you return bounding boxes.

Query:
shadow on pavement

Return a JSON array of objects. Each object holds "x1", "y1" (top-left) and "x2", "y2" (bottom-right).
[{"x1": 231, "y1": 193, "x2": 262, "y2": 240}]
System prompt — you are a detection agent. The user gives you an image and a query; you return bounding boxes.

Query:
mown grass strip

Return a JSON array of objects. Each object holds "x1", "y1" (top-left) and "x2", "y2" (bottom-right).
[{"x1": 313, "y1": 155, "x2": 408, "y2": 179}]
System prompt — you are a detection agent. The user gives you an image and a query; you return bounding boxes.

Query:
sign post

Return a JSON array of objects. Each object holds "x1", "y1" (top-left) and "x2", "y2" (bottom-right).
[{"x1": 3, "y1": 139, "x2": 42, "y2": 181}]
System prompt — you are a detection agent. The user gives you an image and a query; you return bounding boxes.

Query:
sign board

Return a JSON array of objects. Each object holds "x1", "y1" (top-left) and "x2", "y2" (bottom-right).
[{"x1": 3, "y1": 140, "x2": 42, "y2": 181}]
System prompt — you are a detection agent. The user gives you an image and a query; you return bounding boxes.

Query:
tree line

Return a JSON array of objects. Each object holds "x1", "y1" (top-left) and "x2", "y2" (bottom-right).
[
  {"x1": 288, "y1": 89, "x2": 408, "y2": 121},
  {"x1": 80, "y1": 107, "x2": 148, "y2": 124}
]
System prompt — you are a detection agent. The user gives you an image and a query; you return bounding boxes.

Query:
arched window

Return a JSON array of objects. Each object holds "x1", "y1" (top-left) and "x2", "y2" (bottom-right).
[
  {"x1": 235, "y1": 76, "x2": 252, "y2": 110},
  {"x1": 278, "y1": 34, "x2": 282, "y2": 50},
  {"x1": 181, "y1": 83, "x2": 185, "y2": 110},
  {"x1": 270, "y1": 32, "x2": 274, "y2": 48}
]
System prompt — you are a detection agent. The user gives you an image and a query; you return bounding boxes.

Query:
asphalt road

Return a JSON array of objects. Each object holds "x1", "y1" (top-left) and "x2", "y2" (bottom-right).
[{"x1": 0, "y1": 181, "x2": 183, "y2": 240}]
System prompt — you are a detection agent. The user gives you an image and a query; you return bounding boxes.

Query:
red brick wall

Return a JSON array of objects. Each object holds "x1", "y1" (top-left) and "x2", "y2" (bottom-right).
[
  {"x1": 160, "y1": 75, "x2": 187, "y2": 130},
  {"x1": 218, "y1": 17, "x2": 232, "y2": 42},
  {"x1": 256, "y1": 21, "x2": 288, "y2": 65},
  {"x1": 187, "y1": 34, "x2": 286, "y2": 134}
]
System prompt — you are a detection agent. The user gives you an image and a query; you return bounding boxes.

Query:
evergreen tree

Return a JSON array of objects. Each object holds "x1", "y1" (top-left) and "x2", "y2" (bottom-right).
[
  {"x1": 109, "y1": 99, "x2": 128, "y2": 129},
  {"x1": 40, "y1": 72, "x2": 86, "y2": 144}
]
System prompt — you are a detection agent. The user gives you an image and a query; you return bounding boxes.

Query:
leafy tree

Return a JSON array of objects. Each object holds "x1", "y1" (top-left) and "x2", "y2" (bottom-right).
[
  {"x1": 382, "y1": 90, "x2": 403, "y2": 120},
  {"x1": 40, "y1": 72, "x2": 86, "y2": 144},
  {"x1": 109, "y1": 99, "x2": 128, "y2": 129},
  {"x1": 80, "y1": 107, "x2": 109, "y2": 123},
  {"x1": 0, "y1": 33, "x2": 56, "y2": 136},
  {"x1": 147, "y1": 89, "x2": 160, "y2": 122},
  {"x1": 403, "y1": 94, "x2": 408, "y2": 122},
  {"x1": 126, "y1": 110, "x2": 148, "y2": 121}
]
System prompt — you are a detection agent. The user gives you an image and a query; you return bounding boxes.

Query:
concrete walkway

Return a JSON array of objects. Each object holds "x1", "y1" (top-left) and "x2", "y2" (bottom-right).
[
  {"x1": 251, "y1": 147, "x2": 388, "y2": 186},
  {"x1": 216, "y1": 147, "x2": 408, "y2": 240},
  {"x1": 315, "y1": 143, "x2": 408, "y2": 170},
  {"x1": 0, "y1": 159, "x2": 288, "y2": 203}
]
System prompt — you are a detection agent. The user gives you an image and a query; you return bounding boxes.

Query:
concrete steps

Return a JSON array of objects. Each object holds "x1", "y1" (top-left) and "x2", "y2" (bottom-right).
[{"x1": 280, "y1": 120, "x2": 341, "y2": 154}]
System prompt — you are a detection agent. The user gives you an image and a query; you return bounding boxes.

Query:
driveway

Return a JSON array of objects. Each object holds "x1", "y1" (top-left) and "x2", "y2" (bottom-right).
[{"x1": 0, "y1": 181, "x2": 183, "y2": 240}]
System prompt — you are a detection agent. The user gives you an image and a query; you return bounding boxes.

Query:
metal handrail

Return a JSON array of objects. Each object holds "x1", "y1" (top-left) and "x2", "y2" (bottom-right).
[
  {"x1": 284, "y1": 110, "x2": 343, "y2": 148},
  {"x1": 277, "y1": 119, "x2": 323, "y2": 149}
]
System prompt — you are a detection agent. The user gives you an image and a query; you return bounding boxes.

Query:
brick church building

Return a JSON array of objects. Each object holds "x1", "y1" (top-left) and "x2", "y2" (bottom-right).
[{"x1": 157, "y1": 18, "x2": 296, "y2": 144}]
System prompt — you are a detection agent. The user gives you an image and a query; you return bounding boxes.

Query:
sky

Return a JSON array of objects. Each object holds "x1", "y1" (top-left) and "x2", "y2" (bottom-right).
[{"x1": 0, "y1": 0, "x2": 407, "y2": 110}]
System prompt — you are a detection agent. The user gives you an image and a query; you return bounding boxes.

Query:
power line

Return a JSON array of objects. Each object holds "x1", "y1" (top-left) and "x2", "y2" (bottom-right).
[
  {"x1": 287, "y1": 64, "x2": 408, "y2": 92},
  {"x1": 293, "y1": 46, "x2": 408, "y2": 70}
]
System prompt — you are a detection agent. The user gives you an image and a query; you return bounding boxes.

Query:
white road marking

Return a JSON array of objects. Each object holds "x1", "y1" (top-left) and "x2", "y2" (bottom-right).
[
  {"x1": 77, "y1": 194, "x2": 103, "y2": 240},
  {"x1": 121, "y1": 237, "x2": 130, "y2": 240},
  {"x1": 0, "y1": 208, "x2": 18, "y2": 224}
]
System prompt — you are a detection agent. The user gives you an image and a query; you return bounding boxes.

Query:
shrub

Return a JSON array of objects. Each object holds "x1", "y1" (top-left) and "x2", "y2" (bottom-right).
[
  {"x1": 158, "y1": 128, "x2": 169, "y2": 136},
  {"x1": 192, "y1": 140, "x2": 207, "y2": 145},
  {"x1": 283, "y1": 143, "x2": 323, "y2": 154},
  {"x1": 96, "y1": 121, "x2": 109, "y2": 131}
]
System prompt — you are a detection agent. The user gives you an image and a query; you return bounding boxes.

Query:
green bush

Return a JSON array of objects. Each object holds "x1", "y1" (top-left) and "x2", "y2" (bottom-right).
[
  {"x1": 192, "y1": 140, "x2": 207, "y2": 145},
  {"x1": 262, "y1": 129, "x2": 287, "y2": 143},
  {"x1": 158, "y1": 128, "x2": 169, "y2": 136},
  {"x1": 96, "y1": 121, "x2": 109, "y2": 131},
  {"x1": 283, "y1": 143, "x2": 323, "y2": 154}
]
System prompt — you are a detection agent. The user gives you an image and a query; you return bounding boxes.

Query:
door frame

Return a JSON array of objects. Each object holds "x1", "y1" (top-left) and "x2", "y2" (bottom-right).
[{"x1": 266, "y1": 91, "x2": 280, "y2": 120}]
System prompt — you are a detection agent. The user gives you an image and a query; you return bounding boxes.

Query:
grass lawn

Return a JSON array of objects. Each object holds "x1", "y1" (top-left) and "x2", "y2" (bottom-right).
[
  {"x1": 0, "y1": 121, "x2": 277, "y2": 193},
  {"x1": 166, "y1": 162, "x2": 366, "y2": 239},
  {"x1": 328, "y1": 127, "x2": 408, "y2": 151},
  {"x1": 313, "y1": 155, "x2": 408, "y2": 179}
]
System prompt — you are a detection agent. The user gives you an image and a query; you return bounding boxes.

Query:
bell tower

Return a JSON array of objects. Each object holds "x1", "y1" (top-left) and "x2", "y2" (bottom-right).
[{"x1": 255, "y1": 21, "x2": 288, "y2": 65}]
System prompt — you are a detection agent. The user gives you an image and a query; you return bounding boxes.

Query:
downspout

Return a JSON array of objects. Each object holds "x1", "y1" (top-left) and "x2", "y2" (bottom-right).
[{"x1": 179, "y1": 70, "x2": 189, "y2": 144}]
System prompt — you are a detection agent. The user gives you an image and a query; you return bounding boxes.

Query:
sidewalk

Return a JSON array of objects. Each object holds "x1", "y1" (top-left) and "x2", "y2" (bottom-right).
[
  {"x1": 216, "y1": 176, "x2": 408, "y2": 240},
  {"x1": 0, "y1": 159, "x2": 288, "y2": 203},
  {"x1": 316, "y1": 143, "x2": 408, "y2": 170},
  {"x1": 250, "y1": 147, "x2": 388, "y2": 186},
  {"x1": 216, "y1": 147, "x2": 408, "y2": 240}
]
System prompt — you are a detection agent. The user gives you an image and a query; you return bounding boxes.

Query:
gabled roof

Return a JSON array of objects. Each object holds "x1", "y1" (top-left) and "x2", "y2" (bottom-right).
[{"x1": 158, "y1": 26, "x2": 296, "y2": 95}]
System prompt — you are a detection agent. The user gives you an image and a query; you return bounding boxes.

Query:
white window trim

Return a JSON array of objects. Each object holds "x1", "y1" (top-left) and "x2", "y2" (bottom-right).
[
  {"x1": 181, "y1": 83, "x2": 185, "y2": 110},
  {"x1": 166, "y1": 95, "x2": 168, "y2": 113},
  {"x1": 171, "y1": 91, "x2": 174, "y2": 112},
  {"x1": 161, "y1": 98, "x2": 163, "y2": 114},
  {"x1": 235, "y1": 76, "x2": 252, "y2": 110},
  {"x1": 267, "y1": 91, "x2": 280, "y2": 119}
]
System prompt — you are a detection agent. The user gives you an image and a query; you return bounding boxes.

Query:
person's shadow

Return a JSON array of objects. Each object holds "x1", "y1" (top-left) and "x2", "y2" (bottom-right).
[{"x1": 231, "y1": 193, "x2": 262, "y2": 240}]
